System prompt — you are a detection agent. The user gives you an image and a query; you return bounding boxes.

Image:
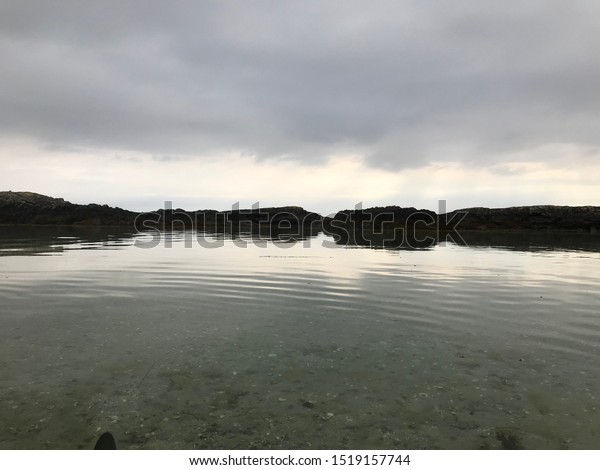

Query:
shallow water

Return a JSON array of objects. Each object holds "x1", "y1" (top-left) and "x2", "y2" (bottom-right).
[{"x1": 1, "y1": 226, "x2": 600, "y2": 449}]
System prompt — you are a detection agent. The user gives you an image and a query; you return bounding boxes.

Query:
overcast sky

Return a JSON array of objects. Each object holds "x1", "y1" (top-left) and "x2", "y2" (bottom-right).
[{"x1": 1, "y1": 0, "x2": 599, "y2": 214}]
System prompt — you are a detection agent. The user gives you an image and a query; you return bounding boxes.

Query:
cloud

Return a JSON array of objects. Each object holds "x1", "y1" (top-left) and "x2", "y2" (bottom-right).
[
  {"x1": 1, "y1": 0, "x2": 599, "y2": 173},
  {"x1": 2, "y1": 138, "x2": 599, "y2": 215}
]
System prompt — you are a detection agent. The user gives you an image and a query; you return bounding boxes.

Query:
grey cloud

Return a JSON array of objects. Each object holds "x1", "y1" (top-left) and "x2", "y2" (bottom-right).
[{"x1": 1, "y1": 0, "x2": 599, "y2": 168}]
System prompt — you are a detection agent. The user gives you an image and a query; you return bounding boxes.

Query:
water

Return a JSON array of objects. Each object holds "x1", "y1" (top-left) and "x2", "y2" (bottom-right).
[{"x1": 1, "y1": 226, "x2": 599, "y2": 449}]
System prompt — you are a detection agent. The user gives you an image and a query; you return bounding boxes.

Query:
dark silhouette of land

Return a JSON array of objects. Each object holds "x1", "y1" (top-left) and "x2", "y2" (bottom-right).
[{"x1": 1, "y1": 191, "x2": 599, "y2": 233}]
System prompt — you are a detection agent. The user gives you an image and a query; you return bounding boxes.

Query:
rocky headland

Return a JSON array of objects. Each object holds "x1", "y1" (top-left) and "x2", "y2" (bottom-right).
[
  {"x1": 0, "y1": 191, "x2": 136, "y2": 226},
  {"x1": 445, "y1": 205, "x2": 600, "y2": 232},
  {"x1": 0, "y1": 192, "x2": 323, "y2": 229},
  {"x1": 1, "y1": 191, "x2": 599, "y2": 233}
]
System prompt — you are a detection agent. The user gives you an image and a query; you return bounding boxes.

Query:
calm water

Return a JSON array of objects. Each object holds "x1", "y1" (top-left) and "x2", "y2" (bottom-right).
[{"x1": 1, "y1": 226, "x2": 600, "y2": 449}]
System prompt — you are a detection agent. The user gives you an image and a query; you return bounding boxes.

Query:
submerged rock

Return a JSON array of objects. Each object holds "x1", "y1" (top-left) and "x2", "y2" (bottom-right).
[{"x1": 495, "y1": 429, "x2": 524, "y2": 450}]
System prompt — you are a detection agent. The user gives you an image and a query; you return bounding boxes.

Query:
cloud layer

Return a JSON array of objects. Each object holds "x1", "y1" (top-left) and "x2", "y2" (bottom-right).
[
  {"x1": 2, "y1": 1, "x2": 600, "y2": 214},
  {"x1": 2, "y1": 0, "x2": 600, "y2": 170}
]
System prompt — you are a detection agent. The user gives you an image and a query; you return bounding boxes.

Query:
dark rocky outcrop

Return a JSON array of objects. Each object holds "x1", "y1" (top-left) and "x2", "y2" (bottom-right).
[
  {"x1": 325, "y1": 205, "x2": 437, "y2": 230},
  {"x1": 322, "y1": 205, "x2": 439, "y2": 248},
  {"x1": 135, "y1": 205, "x2": 322, "y2": 231},
  {"x1": 1, "y1": 192, "x2": 599, "y2": 233},
  {"x1": 445, "y1": 205, "x2": 600, "y2": 232},
  {"x1": 323, "y1": 204, "x2": 600, "y2": 233},
  {"x1": 0, "y1": 191, "x2": 136, "y2": 226},
  {"x1": 0, "y1": 192, "x2": 323, "y2": 230}
]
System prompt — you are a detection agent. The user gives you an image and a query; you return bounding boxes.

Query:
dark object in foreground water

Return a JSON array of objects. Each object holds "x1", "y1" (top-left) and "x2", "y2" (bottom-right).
[
  {"x1": 495, "y1": 429, "x2": 523, "y2": 450},
  {"x1": 94, "y1": 432, "x2": 117, "y2": 450}
]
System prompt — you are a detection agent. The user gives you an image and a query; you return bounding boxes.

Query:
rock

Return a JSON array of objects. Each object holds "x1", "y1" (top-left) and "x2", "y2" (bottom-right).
[
  {"x1": 446, "y1": 205, "x2": 600, "y2": 231},
  {"x1": 2, "y1": 191, "x2": 599, "y2": 232},
  {"x1": 0, "y1": 191, "x2": 135, "y2": 226},
  {"x1": 0, "y1": 191, "x2": 323, "y2": 229},
  {"x1": 495, "y1": 429, "x2": 524, "y2": 450}
]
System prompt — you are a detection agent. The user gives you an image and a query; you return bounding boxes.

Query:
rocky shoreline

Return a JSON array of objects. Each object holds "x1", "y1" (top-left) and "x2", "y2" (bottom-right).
[{"x1": 1, "y1": 191, "x2": 599, "y2": 233}]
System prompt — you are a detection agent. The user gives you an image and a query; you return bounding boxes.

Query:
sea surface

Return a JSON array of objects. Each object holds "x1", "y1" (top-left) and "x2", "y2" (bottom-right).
[{"x1": 1, "y1": 226, "x2": 599, "y2": 449}]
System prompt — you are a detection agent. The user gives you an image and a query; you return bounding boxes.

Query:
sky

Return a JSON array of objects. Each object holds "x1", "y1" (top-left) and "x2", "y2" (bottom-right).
[{"x1": 1, "y1": 0, "x2": 599, "y2": 215}]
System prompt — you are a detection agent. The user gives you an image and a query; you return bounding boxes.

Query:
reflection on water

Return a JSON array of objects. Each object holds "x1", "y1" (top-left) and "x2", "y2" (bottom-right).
[
  {"x1": 1, "y1": 226, "x2": 600, "y2": 449},
  {"x1": 0, "y1": 226, "x2": 138, "y2": 256},
  {"x1": 3, "y1": 225, "x2": 600, "y2": 256}
]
